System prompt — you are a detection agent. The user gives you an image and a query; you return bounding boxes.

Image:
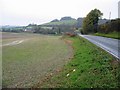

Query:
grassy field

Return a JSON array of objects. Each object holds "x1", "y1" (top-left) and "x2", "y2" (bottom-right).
[
  {"x1": 35, "y1": 36, "x2": 120, "y2": 88},
  {"x1": 94, "y1": 32, "x2": 120, "y2": 39},
  {"x1": 2, "y1": 32, "x2": 73, "y2": 88}
]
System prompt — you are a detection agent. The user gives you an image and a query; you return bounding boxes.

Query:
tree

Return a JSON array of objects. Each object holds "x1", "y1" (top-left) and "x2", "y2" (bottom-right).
[
  {"x1": 82, "y1": 9, "x2": 103, "y2": 34},
  {"x1": 33, "y1": 26, "x2": 41, "y2": 33},
  {"x1": 97, "y1": 18, "x2": 120, "y2": 33}
]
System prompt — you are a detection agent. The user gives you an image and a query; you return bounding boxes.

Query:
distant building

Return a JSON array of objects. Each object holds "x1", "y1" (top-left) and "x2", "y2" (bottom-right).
[
  {"x1": 118, "y1": 1, "x2": 120, "y2": 18},
  {"x1": 24, "y1": 26, "x2": 34, "y2": 33}
]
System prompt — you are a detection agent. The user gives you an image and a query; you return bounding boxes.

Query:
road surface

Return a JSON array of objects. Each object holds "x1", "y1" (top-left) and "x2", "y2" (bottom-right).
[{"x1": 78, "y1": 34, "x2": 120, "y2": 59}]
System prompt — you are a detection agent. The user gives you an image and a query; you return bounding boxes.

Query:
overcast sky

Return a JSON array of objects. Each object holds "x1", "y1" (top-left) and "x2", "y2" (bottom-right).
[{"x1": 0, "y1": 0, "x2": 119, "y2": 26}]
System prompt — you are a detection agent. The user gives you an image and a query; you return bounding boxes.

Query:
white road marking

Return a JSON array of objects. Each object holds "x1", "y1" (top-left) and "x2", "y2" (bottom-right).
[{"x1": 78, "y1": 34, "x2": 120, "y2": 60}]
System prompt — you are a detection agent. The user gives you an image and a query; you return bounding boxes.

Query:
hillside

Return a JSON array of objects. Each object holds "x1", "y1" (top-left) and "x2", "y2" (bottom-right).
[
  {"x1": 42, "y1": 16, "x2": 77, "y2": 26},
  {"x1": 42, "y1": 16, "x2": 108, "y2": 27},
  {"x1": 43, "y1": 19, "x2": 77, "y2": 26}
]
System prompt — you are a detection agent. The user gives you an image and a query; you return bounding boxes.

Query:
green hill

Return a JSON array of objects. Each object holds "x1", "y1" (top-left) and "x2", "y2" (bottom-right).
[
  {"x1": 42, "y1": 16, "x2": 108, "y2": 27},
  {"x1": 43, "y1": 19, "x2": 77, "y2": 26},
  {"x1": 42, "y1": 16, "x2": 77, "y2": 26}
]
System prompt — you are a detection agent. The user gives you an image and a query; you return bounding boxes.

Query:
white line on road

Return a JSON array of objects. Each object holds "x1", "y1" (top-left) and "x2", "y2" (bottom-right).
[{"x1": 78, "y1": 34, "x2": 120, "y2": 60}]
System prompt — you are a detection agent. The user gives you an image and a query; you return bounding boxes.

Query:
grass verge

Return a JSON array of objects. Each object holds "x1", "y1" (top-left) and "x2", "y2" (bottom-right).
[
  {"x1": 36, "y1": 35, "x2": 120, "y2": 88},
  {"x1": 94, "y1": 32, "x2": 120, "y2": 39}
]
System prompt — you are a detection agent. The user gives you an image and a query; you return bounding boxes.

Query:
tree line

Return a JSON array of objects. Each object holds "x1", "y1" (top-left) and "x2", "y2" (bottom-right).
[
  {"x1": 81, "y1": 9, "x2": 119, "y2": 34},
  {"x1": 97, "y1": 19, "x2": 120, "y2": 33}
]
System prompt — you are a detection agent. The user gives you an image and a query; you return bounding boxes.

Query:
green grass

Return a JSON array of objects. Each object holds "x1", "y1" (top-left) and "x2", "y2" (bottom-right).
[
  {"x1": 2, "y1": 33, "x2": 72, "y2": 88},
  {"x1": 94, "y1": 32, "x2": 120, "y2": 39},
  {"x1": 43, "y1": 20, "x2": 77, "y2": 26},
  {"x1": 37, "y1": 36, "x2": 120, "y2": 88}
]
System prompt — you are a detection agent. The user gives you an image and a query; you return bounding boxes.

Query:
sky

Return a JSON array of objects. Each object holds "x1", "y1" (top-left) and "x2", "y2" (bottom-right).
[{"x1": 0, "y1": 0, "x2": 119, "y2": 26}]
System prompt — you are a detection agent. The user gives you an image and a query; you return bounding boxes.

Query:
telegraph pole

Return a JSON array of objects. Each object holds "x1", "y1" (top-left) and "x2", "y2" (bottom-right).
[
  {"x1": 109, "y1": 12, "x2": 111, "y2": 21},
  {"x1": 118, "y1": 1, "x2": 120, "y2": 18}
]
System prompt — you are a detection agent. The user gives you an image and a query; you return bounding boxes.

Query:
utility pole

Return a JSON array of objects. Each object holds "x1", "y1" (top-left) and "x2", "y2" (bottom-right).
[
  {"x1": 118, "y1": 1, "x2": 120, "y2": 18},
  {"x1": 109, "y1": 12, "x2": 111, "y2": 21}
]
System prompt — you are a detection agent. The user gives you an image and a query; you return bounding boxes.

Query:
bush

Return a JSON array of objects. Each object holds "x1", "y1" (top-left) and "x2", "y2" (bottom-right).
[
  {"x1": 97, "y1": 18, "x2": 120, "y2": 33},
  {"x1": 65, "y1": 32, "x2": 76, "y2": 37}
]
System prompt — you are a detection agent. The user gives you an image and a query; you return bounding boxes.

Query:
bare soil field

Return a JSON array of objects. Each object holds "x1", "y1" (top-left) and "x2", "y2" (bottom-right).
[{"x1": 2, "y1": 32, "x2": 73, "y2": 88}]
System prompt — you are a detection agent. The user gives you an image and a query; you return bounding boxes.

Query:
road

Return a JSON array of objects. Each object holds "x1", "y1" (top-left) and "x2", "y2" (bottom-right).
[{"x1": 78, "y1": 34, "x2": 120, "y2": 59}]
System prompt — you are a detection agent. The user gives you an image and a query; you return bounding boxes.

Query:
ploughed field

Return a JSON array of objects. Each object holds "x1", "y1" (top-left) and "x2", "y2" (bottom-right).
[{"x1": 2, "y1": 32, "x2": 72, "y2": 88}]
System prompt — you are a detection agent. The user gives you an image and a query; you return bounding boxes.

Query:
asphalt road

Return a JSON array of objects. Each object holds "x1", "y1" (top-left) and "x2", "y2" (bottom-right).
[{"x1": 78, "y1": 34, "x2": 120, "y2": 59}]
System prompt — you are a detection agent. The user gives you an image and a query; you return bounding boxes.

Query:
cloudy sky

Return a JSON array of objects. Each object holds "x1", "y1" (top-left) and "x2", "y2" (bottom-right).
[{"x1": 0, "y1": 0, "x2": 119, "y2": 26}]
